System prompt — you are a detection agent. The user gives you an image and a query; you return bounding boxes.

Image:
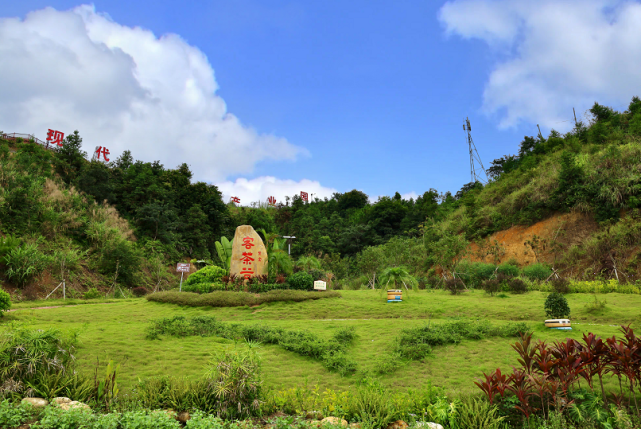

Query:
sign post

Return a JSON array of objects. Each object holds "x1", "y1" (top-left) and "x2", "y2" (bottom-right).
[
  {"x1": 176, "y1": 263, "x2": 191, "y2": 291},
  {"x1": 313, "y1": 280, "x2": 327, "y2": 291}
]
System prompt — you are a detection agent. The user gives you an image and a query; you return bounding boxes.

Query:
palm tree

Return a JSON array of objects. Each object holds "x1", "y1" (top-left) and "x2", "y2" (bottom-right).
[
  {"x1": 379, "y1": 266, "x2": 417, "y2": 291},
  {"x1": 269, "y1": 251, "x2": 293, "y2": 277},
  {"x1": 296, "y1": 255, "x2": 322, "y2": 271}
]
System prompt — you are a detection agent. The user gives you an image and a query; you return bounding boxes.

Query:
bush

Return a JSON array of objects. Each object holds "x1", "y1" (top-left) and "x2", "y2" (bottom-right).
[
  {"x1": 132, "y1": 287, "x2": 150, "y2": 297},
  {"x1": 206, "y1": 347, "x2": 263, "y2": 420},
  {"x1": 0, "y1": 326, "x2": 80, "y2": 399},
  {"x1": 146, "y1": 290, "x2": 341, "y2": 308},
  {"x1": 0, "y1": 400, "x2": 36, "y2": 428},
  {"x1": 3, "y1": 243, "x2": 50, "y2": 287},
  {"x1": 183, "y1": 265, "x2": 227, "y2": 288},
  {"x1": 481, "y1": 279, "x2": 501, "y2": 296},
  {"x1": 551, "y1": 277, "x2": 570, "y2": 294},
  {"x1": 287, "y1": 271, "x2": 313, "y2": 290},
  {"x1": 248, "y1": 283, "x2": 288, "y2": 294},
  {"x1": 396, "y1": 319, "x2": 530, "y2": 360},
  {"x1": 457, "y1": 261, "x2": 496, "y2": 287},
  {"x1": 497, "y1": 263, "x2": 520, "y2": 277},
  {"x1": 183, "y1": 282, "x2": 225, "y2": 294},
  {"x1": 522, "y1": 263, "x2": 552, "y2": 281},
  {"x1": 83, "y1": 287, "x2": 102, "y2": 299},
  {"x1": 508, "y1": 278, "x2": 528, "y2": 294},
  {"x1": 444, "y1": 278, "x2": 465, "y2": 295},
  {"x1": 0, "y1": 289, "x2": 11, "y2": 316},
  {"x1": 544, "y1": 292, "x2": 571, "y2": 318}
]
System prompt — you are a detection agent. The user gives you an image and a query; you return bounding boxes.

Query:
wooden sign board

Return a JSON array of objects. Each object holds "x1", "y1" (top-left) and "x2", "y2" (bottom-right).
[
  {"x1": 313, "y1": 280, "x2": 327, "y2": 291},
  {"x1": 176, "y1": 263, "x2": 191, "y2": 273}
]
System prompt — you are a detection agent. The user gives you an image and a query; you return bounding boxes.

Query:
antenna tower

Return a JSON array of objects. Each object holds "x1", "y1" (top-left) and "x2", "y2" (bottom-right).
[{"x1": 463, "y1": 117, "x2": 487, "y2": 184}]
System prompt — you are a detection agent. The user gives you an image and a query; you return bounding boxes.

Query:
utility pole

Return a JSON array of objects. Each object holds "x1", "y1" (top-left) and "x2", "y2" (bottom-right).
[{"x1": 463, "y1": 117, "x2": 487, "y2": 184}]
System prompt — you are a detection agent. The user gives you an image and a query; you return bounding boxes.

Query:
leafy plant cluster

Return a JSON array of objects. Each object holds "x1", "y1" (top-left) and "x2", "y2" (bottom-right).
[
  {"x1": 395, "y1": 319, "x2": 531, "y2": 360},
  {"x1": 146, "y1": 316, "x2": 357, "y2": 375},
  {"x1": 476, "y1": 327, "x2": 641, "y2": 426}
]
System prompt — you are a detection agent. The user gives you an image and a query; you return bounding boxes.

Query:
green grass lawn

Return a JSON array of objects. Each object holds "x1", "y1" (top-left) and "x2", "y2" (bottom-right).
[{"x1": 2, "y1": 290, "x2": 639, "y2": 395}]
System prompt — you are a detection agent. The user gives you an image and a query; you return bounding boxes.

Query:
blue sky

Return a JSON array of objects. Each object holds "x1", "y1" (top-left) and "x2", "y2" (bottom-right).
[{"x1": 2, "y1": 0, "x2": 640, "y2": 203}]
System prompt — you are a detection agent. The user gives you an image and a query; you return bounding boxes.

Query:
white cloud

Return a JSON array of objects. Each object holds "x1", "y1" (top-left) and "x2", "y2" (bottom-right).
[
  {"x1": 0, "y1": 5, "x2": 307, "y2": 181},
  {"x1": 439, "y1": 0, "x2": 641, "y2": 129},
  {"x1": 216, "y1": 176, "x2": 337, "y2": 206}
]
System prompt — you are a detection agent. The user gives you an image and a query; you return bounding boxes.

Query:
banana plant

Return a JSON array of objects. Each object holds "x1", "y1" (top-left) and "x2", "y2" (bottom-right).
[{"x1": 215, "y1": 236, "x2": 233, "y2": 272}]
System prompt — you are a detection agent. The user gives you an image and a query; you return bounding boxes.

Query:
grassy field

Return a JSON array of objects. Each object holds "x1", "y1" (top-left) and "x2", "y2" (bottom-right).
[{"x1": 2, "y1": 290, "x2": 639, "y2": 395}]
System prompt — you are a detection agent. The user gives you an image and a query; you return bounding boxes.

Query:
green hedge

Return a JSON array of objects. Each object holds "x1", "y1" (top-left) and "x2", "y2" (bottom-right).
[{"x1": 146, "y1": 290, "x2": 341, "y2": 307}]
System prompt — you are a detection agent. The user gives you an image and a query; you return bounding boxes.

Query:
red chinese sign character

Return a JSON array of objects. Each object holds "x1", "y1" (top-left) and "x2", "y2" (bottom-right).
[
  {"x1": 94, "y1": 146, "x2": 110, "y2": 162},
  {"x1": 240, "y1": 252, "x2": 254, "y2": 265},
  {"x1": 231, "y1": 196, "x2": 241, "y2": 204},
  {"x1": 240, "y1": 268, "x2": 254, "y2": 279},
  {"x1": 267, "y1": 196, "x2": 276, "y2": 206},
  {"x1": 242, "y1": 237, "x2": 255, "y2": 249},
  {"x1": 46, "y1": 129, "x2": 64, "y2": 147},
  {"x1": 300, "y1": 191, "x2": 308, "y2": 202}
]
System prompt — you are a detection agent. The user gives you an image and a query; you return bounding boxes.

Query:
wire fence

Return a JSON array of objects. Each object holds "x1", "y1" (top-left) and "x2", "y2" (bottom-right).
[{"x1": 1, "y1": 132, "x2": 58, "y2": 150}]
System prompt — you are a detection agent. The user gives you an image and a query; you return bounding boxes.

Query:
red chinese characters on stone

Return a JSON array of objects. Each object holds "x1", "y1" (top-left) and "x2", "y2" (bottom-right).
[
  {"x1": 242, "y1": 237, "x2": 255, "y2": 250},
  {"x1": 46, "y1": 129, "x2": 64, "y2": 147},
  {"x1": 240, "y1": 252, "x2": 254, "y2": 265},
  {"x1": 95, "y1": 146, "x2": 110, "y2": 162},
  {"x1": 300, "y1": 191, "x2": 308, "y2": 202}
]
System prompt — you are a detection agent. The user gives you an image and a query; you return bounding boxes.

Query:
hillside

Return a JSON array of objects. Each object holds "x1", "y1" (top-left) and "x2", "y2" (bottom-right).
[{"x1": 3, "y1": 97, "x2": 641, "y2": 299}]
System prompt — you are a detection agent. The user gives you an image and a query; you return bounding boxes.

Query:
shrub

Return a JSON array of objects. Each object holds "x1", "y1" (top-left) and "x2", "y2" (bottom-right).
[
  {"x1": 444, "y1": 278, "x2": 465, "y2": 295},
  {"x1": 183, "y1": 282, "x2": 225, "y2": 294},
  {"x1": 454, "y1": 397, "x2": 505, "y2": 429},
  {"x1": 551, "y1": 277, "x2": 570, "y2": 294},
  {"x1": 206, "y1": 347, "x2": 263, "y2": 420},
  {"x1": 248, "y1": 283, "x2": 287, "y2": 294},
  {"x1": 146, "y1": 289, "x2": 341, "y2": 308},
  {"x1": 522, "y1": 263, "x2": 552, "y2": 281},
  {"x1": 183, "y1": 265, "x2": 227, "y2": 289},
  {"x1": 508, "y1": 278, "x2": 528, "y2": 294},
  {"x1": 457, "y1": 261, "x2": 496, "y2": 287},
  {"x1": 132, "y1": 287, "x2": 149, "y2": 297},
  {"x1": 0, "y1": 289, "x2": 10, "y2": 316},
  {"x1": 396, "y1": 319, "x2": 530, "y2": 360},
  {"x1": 481, "y1": 279, "x2": 501, "y2": 296},
  {"x1": 83, "y1": 287, "x2": 102, "y2": 299},
  {"x1": 0, "y1": 326, "x2": 80, "y2": 399},
  {"x1": 544, "y1": 292, "x2": 571, "y2": 318},
  {"x1": 333, "y1": 326, "x2": 357, "y2": 344},
  {"x1": 287, "y1": 271, "x2": 313, "y2": 290},
  {"x1": 497, "y1": 263, "x2": 520, "y2": 277},
  {"x1": 0, "y1": 400, "x2": 36, "y2": 428},
  {"x1": 3, "y1": 243, "x2": 50, "y2": 287}
]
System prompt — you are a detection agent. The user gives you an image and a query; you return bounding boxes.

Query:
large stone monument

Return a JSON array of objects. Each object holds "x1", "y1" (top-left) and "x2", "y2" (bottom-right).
[{"x1": 229, "y1": 225, "x2": 268, "y2": 279}]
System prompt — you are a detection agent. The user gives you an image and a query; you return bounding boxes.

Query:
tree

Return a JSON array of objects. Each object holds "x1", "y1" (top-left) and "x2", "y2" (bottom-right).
[
  {"x1": 355, "y1": 246, "x2": 386, "y2": 289},
  {"x1": 379, "y1": 266, "x2": 417, "y2": 291},
  {"x1": 76, "y1": 161, "x2": 114, "y2": 203},
  {"x1": 54, "y1": 130, "x2": 87, "y2": 184}
]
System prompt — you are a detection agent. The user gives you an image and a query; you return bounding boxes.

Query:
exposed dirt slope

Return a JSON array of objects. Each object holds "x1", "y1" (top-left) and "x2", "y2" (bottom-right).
[{"x1": 469, "y1": 212, "x2": 599, "y2": 266}]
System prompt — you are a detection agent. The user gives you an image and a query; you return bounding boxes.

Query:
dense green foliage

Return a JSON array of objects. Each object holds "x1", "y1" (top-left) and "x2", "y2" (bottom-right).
[
  {"x1": 181, "y1": 265, "x2": 226, "y2": 292},
  {"x1": 286, "y1": 271, "x2": 313, "y2": 290},
  {"x1": 146, "y1": 316, "x2": 357, "y2": 375},
  {"x1": 395, "y1": 319, "x2": 530, "y2": 360},
  {"x1": 0, "y1": 289, "x2": 10, "y2": 315},
  {"x1": 544, "y1": 292, "x2": 571, "y2": 318}
]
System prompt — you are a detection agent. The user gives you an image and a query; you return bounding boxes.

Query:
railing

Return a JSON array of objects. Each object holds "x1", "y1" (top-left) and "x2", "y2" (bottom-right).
[{"x1": 1, "y1": 132, "x2": 58, "y2": 150}]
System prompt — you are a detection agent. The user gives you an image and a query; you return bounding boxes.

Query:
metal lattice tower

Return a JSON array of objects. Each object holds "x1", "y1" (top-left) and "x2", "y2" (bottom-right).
[{"x1": 463, "y1": 117, "x2": 487, "y2": 184}]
